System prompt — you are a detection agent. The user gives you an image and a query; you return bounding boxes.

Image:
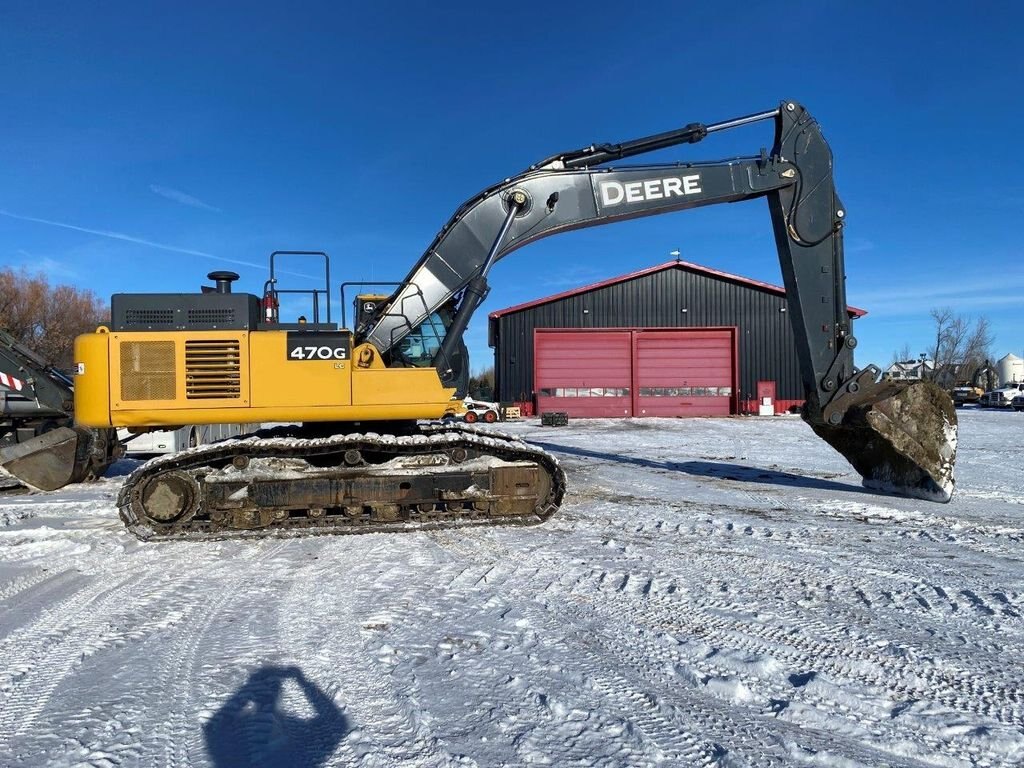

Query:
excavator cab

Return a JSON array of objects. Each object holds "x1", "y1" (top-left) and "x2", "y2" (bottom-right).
[{"x1": 344, "y1": 282, "x2": 470, "y2": 395}]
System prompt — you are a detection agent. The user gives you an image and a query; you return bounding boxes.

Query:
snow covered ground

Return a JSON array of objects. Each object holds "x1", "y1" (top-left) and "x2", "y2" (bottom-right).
[{"x1": 1, "y1": 408, "x2": 1023, "y2": 767}]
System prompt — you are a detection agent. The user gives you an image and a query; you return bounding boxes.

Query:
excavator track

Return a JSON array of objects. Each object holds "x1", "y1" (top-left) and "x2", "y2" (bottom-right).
[{"x1": 117, "y1": 423, "x2": 565, "y2": 541}]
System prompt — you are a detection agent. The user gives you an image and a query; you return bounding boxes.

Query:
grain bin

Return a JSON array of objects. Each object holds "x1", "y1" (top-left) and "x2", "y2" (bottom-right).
[{"x1": 997, "y1": 353, "x2": 1024, "y2": 385}]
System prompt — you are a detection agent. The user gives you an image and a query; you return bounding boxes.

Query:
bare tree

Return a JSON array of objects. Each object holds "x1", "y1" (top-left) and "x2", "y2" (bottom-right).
[
  {"x1": 961, "y1": 316, "x2": 994, "y2": 384},
  {"x1": 0, "y1": 268, "x2": 108, "y2": 369},
  {"x1": 890, "y1": 342, "x2": 913, "y2": 366},
  {"x1": 926, "y1": 307, "x2": 992, "y2": 386}
]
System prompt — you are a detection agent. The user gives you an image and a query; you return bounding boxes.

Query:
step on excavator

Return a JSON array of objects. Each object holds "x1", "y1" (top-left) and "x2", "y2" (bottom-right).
[
  {"x1": 69, "y1": 100, "x2": 957, "y2": 540},
  {"x1": 0, "y1": 329, "x2": 120, "y2": 490}
]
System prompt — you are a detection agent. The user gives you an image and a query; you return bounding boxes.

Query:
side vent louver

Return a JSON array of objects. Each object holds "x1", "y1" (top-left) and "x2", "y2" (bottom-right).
[
  {"x1": 185, "y1": 339, "x2": 242, "y2": 399},
  {"x1": 120, "y1": 341, "x2": 176, "y2": 400}
]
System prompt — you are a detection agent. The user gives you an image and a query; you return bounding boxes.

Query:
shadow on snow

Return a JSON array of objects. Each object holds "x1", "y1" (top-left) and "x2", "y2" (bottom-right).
[
  {"x1": 204, "y1": 665, "x2": 347, "y2": 768},
  {"x1": 531, "y1": 440, "x2": 860, "y2": 496}
]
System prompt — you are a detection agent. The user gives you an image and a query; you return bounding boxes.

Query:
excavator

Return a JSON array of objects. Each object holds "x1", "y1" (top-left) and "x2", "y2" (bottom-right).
[
  {"x1": 0, "y1": 329, "x2": 120, "y2": 490},
  {"x1": 63, "y1": 100, "x2": 956, "y2": 540}
]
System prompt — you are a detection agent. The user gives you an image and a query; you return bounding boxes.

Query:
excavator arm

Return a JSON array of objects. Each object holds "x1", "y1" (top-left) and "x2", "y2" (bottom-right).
[
  {"x1": 367, "y1": 103, "x2": 849, "y2": 403},
  {"x1": 364, "y1": 100, "x2": 956, "y2": 501}
]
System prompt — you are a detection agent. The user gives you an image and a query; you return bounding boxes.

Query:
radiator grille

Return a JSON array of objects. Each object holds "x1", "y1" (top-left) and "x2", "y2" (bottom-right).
[
  {"x1": 124, "y1": 308, "x2": 175, "y2": 327},
  {"x1": 187, "y1": 308, "x2": 235, "y2": 325},
  {"x1": 120, "y1": 341, "x2": 176, "y2": 401},
  {"x1": 185, "y1": 339, "x2": 242, "y2": 399}
]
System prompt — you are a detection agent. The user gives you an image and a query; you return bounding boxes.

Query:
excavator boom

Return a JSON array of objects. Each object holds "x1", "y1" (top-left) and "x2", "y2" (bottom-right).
[{"x1": 359, "y1": 100, "x2": 956, "y2": 500}]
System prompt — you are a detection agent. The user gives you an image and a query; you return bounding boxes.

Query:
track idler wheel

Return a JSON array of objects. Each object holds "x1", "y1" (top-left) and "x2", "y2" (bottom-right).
[
  {"x1": 138, "y1": 470, "x2": 202, "y2": 525},
  {"x1": 809, "y1": 379, "x2": 957, "y2": 502}
]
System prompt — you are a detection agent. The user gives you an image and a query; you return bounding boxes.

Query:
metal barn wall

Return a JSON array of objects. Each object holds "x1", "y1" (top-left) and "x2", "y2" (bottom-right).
[{"x1": 491, "y1": 265, "x2": 812, "y2": 408}]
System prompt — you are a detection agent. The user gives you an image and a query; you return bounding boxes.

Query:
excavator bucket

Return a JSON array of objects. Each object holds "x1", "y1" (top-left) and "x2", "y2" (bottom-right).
[
  {"x1": 808, "y1": 380, "x2": 957, "y2": 502},
  {"x1": 0, "y1": 426, "x2": 114, "y2": 492}
]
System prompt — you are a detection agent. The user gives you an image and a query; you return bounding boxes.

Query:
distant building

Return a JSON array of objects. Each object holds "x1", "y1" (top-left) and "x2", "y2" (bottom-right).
[
  {"x1": 488, "y1": 260, "x2": 866, "y2": 418},
  {"x1": 885, "y1": 359, "x2": 934, "y2": 381}
]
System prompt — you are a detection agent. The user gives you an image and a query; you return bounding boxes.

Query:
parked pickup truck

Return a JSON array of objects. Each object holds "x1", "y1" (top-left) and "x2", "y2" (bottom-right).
[{"x1": 980, "y1": 383, "x2": 1024, "y2": 408}]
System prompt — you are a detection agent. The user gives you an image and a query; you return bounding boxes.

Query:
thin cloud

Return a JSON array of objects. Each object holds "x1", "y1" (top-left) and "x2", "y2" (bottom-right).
[
  {"x1": 38, "y1": 257, "x2": 78, "y2": 279},
  {"x1": 845, "y1": 237, "x2": 875, "y2": 254},
  {"x1": 0, "y1": 209, "x2": 314, "y2": 279},
  {"x1": 538, "y1": 265, "x2": 610, "y2": 289},
  {"x1": 149, "y1": 184, "x2": 221, "y2": 212},
  {"x1": 8, "y1": 253, "x2": 79, "y2": 280},
  {"x1": 853, "y1": 279, "x2": 1024, "y2": 316},
  {"x1": 854, "y1": 274, "x2": 1024, "y2": 305}
]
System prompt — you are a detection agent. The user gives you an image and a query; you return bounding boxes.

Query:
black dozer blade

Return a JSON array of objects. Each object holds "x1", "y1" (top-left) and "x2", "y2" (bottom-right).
[
  {"x1": 0, "y1": 426, "x2": 110, "y2": 491},
  {"x1": 808, "y1": 379, "x2": 957, "y2": 502}
]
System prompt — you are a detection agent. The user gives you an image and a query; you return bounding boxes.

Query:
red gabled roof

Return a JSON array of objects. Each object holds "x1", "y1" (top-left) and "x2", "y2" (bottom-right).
[{"x1": 488, "y1": 259, "x2": 868, "y2": 319}]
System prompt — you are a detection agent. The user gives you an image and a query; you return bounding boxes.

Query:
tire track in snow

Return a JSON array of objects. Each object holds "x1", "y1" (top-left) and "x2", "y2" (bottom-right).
[
  {"x1": 427, "y1": 514, "x2": 1024, "y2": 766},
  {"x1": 595, "y1": 522, "x2": 1021, "y2": 687},
  {"x1": 426, "y1": 530, "x2": 744, "y2": 766},
  {"x1": 429, "y1": 531, "x2": 937, "y2": 767},
  {"x1": 12, "y1": 540, "x2": 306, "y2": 768},
  {"x1": 277, "y1": 536, "x2": 459, "y2": 767},
  {"x1": 149, "y1": 540, "x2": 292, "y2": 767},
  {"x1": 590, "y1": 489, "x2": 1024, "y2": 665},
  {"x1": 585, "y1": 509, "x2": 1024, "y2": 736},
  {"x1": 541, "y1": 594, "x2": 947, "y2": 768},
  {"x1": 604, "y1": 520, "x2": 1023, "y2": 763},
  {"x1": 0, "y1": 545, "x2": 174, "y2": 742},
  {"x1": 563, "y1": 568, "x2": 1022, "y2": 765},
  {"x1": 0, "y1": 568, "x2": 82, "y2": 619}
]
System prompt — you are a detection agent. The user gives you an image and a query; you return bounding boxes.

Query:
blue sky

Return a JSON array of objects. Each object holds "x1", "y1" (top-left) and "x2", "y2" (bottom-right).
[{"x1": 2, "y1": 2, "x2": 1021, "y2": 373}]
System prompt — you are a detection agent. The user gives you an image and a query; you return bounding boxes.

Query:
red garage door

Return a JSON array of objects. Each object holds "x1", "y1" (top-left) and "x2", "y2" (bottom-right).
[
  {"x1": 634, "y1": 329, "x2": 734, "y2": 417},
  {"x1": 534, "y1": 328, "x2": 736, "y2": 418},
  {"x1": 535, "y1": 330, "x2": 632, "y2": 417}
]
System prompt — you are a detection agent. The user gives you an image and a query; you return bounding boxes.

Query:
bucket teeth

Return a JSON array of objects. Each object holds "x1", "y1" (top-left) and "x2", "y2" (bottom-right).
[{"x1": 809, "y1": 380, "x2": 957, "y2": 502}]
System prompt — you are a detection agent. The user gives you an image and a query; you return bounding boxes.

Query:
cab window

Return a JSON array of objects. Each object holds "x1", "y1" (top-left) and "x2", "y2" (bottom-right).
[{"x1": 396, "y1": 312, "x2": 448, "y2": 367}]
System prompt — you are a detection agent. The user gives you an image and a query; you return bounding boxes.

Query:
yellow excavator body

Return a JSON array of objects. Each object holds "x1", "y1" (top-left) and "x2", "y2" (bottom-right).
[
  {"x1": 74, "y1": 328, "x2": 457, "y2": 429},
  {"x1": 74, "y1": 326, "x2": 561, "y2": 541}
]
